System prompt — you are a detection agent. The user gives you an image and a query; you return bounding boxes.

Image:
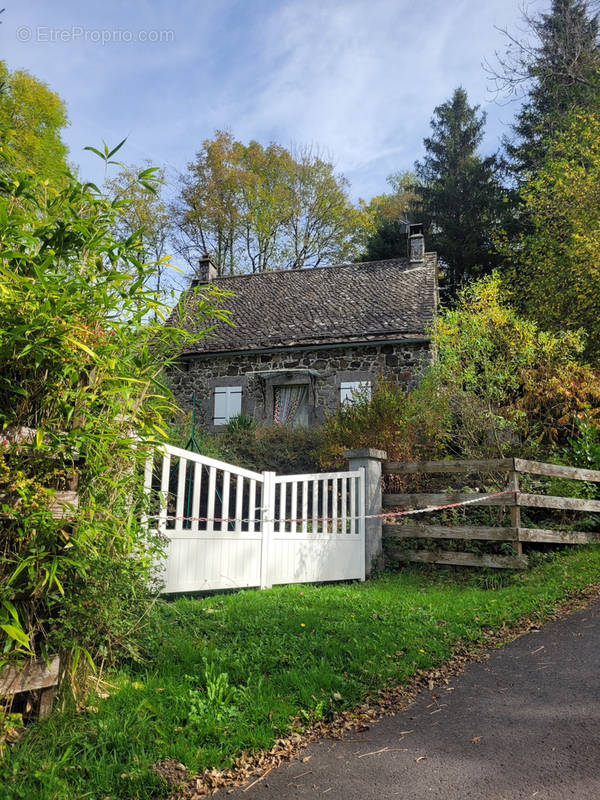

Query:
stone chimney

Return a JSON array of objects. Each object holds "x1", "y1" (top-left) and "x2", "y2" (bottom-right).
[
  {"x1": 192, "y1": 253, "x2": 218, "y2": 286},
  {"x1": 408, "y1": 223, "x2": 425, "y2": 264}
]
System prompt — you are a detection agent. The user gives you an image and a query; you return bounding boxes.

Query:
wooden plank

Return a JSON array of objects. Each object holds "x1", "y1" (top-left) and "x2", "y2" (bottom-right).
[
  {"x1": 48, "y1": 491, "x2": 79, "y2": 519},
  {"x1": 1, "y1": 491, "x2": 79, "y2": 520},
  {"x1": 383, "y1": 458, "x2": 513, "y2": 475},
  {"x1": 388, "y1": 549, "x2": 528, "y2": 570},
  {"x1": 383, "y1": 492, "x2": 514, "y2": 509},
  {"x1": 518, "y1": 527, "x2": 600, "y2": 544},
  {"x1": 383, "y1": 523, "x2": 518, "y2": 541},
  {"x1": 0, "y1": 654, "x2": 60, "y2": 695},
  {"x1": 519, "y1": 493, "x2": 600, "y2": 513},
  {"x1": 1, "y1": 426, "x2": 37, "y2": 445},
  {"x1": 38, "y1": 687, "x2": 55, "y2": 718},
  {"x1": 515, "y1": 459, "x2": 600, "y2": 483}
]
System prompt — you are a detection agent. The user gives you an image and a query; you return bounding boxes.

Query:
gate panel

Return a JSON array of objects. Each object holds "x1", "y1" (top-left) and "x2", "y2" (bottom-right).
[{"x1": 145, "y1": 446, "x2": 365, "y2": 592}]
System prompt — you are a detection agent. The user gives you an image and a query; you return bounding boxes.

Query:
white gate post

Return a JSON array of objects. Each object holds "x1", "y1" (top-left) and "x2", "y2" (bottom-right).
[
  {"x1": 260, "y1": 471, "x2": 276, "y2": 589},
  {"x1": 344, "y1": 448, "x2": 387, "y2": 576}
]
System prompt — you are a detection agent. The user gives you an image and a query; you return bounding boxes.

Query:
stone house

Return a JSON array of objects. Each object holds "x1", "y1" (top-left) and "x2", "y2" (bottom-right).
[{"x1": 168, "y1": 233, "x2": 438, "y2": 429}]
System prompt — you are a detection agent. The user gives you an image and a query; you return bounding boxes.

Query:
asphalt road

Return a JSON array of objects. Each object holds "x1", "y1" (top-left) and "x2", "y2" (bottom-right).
[{"x1": 226, "y1": 598, "x2": 600, "y2": 800}]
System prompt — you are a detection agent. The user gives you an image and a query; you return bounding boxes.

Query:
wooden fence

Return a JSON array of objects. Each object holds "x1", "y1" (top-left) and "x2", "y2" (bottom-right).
[{"x1": 382, "y1": 457, "x2": 600, "y2": 569}]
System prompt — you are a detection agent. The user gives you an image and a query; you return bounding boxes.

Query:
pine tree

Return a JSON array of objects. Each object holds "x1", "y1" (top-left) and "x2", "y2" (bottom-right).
[
  {"x1": 499, "y1": 0, "x2": 600, "y2": 176},
  {"x1": 414, "y1": 88, "x2": 504, "y2": 295}
]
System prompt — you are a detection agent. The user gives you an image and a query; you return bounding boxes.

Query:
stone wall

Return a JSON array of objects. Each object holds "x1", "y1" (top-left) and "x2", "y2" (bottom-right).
[{"x1": 168, "y1": 340, "x2": 431, "y2": 429}]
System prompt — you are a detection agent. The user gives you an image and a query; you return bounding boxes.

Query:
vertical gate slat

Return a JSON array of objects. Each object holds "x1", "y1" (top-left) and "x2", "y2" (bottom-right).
[
  {"x1": 235, "y1": 475, "x2": 243, "y2": 532},
  {"x1": 206, "y1": 466, "x2": 216, "y2": 534},
  {"x1": 331, "y1": 477, "x2": 338, "y2": 534},
  {"x1": 321, "y1": 478, "x2": 328, "y2": 534},
  {"x1": 175, "y1": 457, "x2": 187, "y2": 527},
  {"x1": 291, "y1": 481, "x2": 298, "y2": 534},
  {"x1": 191, "y1": 462, "x2": 202, "y2": 533},
  {"x1": 158, "y1": 453, "x2": 171, "y2": 535},
  {"x1": 248, "y1": 479, "x2": 256, "y2": 533},
  {"x1": 350, "y1": 475, "x2": 356, "y2": 535},
  {"x1": 279, "y1": 483, "x2": 287, "y2": 534},
  {"x1": 221, "y1": 471, "x2": 231, "y2": 532},
  {"x1": 141, "y1": 455, "x2": 154, "y2": 529},
  {"x1": 302, "y1": 480, "x2": 308, "y2": 535},
  {"x1": 312, "y1": 479, "x2": 318, "y2": 532},
  {"x1": 341, "y1": 477, "x2": 347, "y2": 535}
]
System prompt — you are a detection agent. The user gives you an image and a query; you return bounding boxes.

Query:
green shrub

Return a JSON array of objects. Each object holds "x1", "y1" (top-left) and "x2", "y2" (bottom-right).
[
  {"x1": 0, "y1": 141, "x2": 223, "y2": 693},
  {"x1": 319, "y1": 374, "x2": 450, "y2": 467},
  {"x1": 168, "y1": 415, "x2": 325, "y2": 475},
  {"x1": 320, "y1": 275, "x2": 600, "y2": 465},
  {"x1": 217, "y1": 425, "x2": 324, "y2": 474}
]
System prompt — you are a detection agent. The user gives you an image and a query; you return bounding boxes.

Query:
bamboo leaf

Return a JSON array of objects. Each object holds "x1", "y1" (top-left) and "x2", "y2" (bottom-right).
[
  {"x1": 64, "y1": 336, "x2": 96, "y2": 359},
  {"x1": 0, "y1": 624, "x2": 32, "y2": 651}
]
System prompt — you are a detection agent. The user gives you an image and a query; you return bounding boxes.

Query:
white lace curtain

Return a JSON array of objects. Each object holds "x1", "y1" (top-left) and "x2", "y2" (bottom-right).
[{"x1": 273, "y1": 384, "x2": 308, "y2": 425}]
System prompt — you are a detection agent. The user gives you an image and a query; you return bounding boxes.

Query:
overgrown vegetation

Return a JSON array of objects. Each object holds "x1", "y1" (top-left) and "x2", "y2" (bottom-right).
[
  {"x1": 2, "y1": 549, "x2": 600, "y2": 799},
  {"x1": 169, "y1": 413, "x2": 324, "y2": 474},
  {"x1": 0, "y1": 140, "x2": 223, "y2": 690},
  {"x1": 503, "y1": 112, "x2": 600, "y2": 361},
  {"x1": 321, "y1": 275, "x2": 600, "y2": 465}
]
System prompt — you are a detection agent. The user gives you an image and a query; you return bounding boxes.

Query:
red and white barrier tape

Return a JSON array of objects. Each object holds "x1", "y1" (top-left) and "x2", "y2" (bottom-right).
[{"x1": 145, "y1": 489, "x2": 517, "y2": 526}]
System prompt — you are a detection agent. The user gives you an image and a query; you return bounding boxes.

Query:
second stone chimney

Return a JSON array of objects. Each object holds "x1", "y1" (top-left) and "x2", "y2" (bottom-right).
[
  {"x1": 192, "y1": 253, "x2": 218, "y2": 286},
  {"x1": 408, "y1": 223, "x2": 425, "y2": 264}
]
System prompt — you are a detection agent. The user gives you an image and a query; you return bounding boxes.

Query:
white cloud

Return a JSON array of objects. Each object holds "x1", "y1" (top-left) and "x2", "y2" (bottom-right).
[{"x1": 0, "y1": 0, "x2": 533, "y2": 198}]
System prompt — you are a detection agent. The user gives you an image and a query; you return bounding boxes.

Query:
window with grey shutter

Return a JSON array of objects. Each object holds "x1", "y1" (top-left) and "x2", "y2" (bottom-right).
[{"x1": 213, "y1": 386, "x2": 242, "y2": 424}]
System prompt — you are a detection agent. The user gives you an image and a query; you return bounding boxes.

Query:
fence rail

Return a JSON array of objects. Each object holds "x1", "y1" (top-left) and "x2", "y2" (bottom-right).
[{"x1": 383, "y1": 457, "x2": 600, "y2": 569}]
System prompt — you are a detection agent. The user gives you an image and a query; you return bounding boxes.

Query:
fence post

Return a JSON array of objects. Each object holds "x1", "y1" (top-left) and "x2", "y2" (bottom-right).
[
  {"x1": 344, "y1": 448, "x2": 387, "y2": 577},
  {"x1": 260, "y1": 471, "x2": 276, "y2": 589},
  {"x1": 509, "y1": 463, "x2": 522, "y2": 557}
]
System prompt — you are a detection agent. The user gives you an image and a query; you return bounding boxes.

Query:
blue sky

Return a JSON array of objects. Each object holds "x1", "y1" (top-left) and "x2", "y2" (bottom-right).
[{"x1": 1, "y1": 1, "x2": 547, "y2": 201}]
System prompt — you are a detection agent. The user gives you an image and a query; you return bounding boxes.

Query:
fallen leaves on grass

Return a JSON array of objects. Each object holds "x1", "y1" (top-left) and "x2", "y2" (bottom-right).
[
  {"x1": 151, "y1": 759, "x2": 191, "y2": 787},
  {"x1": 166, "y1": 579, "x2": 600, "y2": 800}
]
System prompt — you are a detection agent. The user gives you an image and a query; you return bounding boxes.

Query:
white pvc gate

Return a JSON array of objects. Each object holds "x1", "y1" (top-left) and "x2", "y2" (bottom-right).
[{"x1": 144, "y1": 444, "x2": 365, "y2": 593}]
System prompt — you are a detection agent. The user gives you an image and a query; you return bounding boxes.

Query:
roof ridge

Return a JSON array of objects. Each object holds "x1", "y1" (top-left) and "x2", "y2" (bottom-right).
[{"x1": 208, "y1": 255, "x2": 435, "y2": 281}]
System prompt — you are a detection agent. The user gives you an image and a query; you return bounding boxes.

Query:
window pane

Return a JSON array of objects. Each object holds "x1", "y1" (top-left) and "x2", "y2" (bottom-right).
[{"x1": 340, "y1": 381, "x2": 371, "y2": 404}]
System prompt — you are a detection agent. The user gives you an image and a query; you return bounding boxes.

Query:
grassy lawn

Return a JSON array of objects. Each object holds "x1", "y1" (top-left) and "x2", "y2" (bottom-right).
[{"x1": 3, "y1": 547, "x2": 600, "y2": 799}]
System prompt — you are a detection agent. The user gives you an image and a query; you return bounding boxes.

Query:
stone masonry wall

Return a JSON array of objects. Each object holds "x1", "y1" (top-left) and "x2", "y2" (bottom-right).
[{"x1": 168, "y1": 341, "x2": 431, "y2": 429}]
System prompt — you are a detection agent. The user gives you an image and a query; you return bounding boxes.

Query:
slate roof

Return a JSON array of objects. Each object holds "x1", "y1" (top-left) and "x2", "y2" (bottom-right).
[{"x1": 173, "y1": 254, "x2": 438, "y2": 354}]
